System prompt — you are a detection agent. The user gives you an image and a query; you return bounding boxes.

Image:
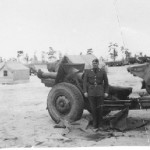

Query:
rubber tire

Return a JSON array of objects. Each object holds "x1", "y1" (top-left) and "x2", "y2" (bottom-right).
[
  {"x1": 47, "y1": 82, "x2": 84, "y2": 123},
  {"x1": 146, "y1": 83, "x2": 150, "y2": 94}
]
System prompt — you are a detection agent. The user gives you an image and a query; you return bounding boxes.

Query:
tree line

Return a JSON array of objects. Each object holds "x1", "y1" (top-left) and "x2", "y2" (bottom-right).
[{"x1": 0, "y1": 43, "x2": 149, "y2": 65}]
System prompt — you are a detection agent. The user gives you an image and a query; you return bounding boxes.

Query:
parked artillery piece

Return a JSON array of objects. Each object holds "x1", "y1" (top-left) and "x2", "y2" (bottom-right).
[
  {"x1": 37, "y1": 54, "x2": 150, "y2": 127},
  {"x1": 127, "y1": 63, "x2": 150, "y2": 94}
]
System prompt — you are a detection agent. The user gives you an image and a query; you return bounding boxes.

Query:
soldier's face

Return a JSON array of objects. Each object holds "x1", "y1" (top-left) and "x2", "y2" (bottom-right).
[{"x1": 92, "y1": 62, "x2": 99, "y2": 68}]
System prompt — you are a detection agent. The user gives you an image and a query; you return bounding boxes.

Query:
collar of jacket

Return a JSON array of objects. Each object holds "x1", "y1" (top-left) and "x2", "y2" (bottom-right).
[{"x1": 91, "y1": 68, "x2": 101, "y2": 71}]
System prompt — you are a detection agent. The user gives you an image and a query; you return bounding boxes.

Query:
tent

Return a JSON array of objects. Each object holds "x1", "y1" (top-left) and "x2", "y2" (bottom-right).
[{"x1": 0, "y1": 61, "x2": 30, "y2": 84}]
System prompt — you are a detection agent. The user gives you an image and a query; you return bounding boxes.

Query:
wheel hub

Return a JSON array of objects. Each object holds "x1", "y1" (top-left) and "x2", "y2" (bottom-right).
[{"x1": 55, "y1": 96, "x2": 71, "y2": 114}]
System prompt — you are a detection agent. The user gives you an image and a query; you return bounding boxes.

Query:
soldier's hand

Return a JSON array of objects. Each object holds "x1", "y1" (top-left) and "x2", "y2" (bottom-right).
[
  {"x1": 84, "y1": 92, "x2": 88, "y2": 97},
  {"x1": 104, "y1": 93, "x2": 108, "y2": 98}
]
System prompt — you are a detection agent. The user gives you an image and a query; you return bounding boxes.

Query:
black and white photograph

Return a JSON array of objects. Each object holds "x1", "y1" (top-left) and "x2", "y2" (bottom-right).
[{"x1": 0, "y1": 0, "x2": 150, "y2": 148}]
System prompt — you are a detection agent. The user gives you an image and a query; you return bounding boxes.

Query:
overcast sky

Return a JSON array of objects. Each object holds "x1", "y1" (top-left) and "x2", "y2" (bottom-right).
[{"x1": 0, "y1": 0, "x2": 150, "y2": 60}]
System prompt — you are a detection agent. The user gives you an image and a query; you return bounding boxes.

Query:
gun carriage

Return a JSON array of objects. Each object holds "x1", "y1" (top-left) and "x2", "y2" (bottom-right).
[{"x1": 37, "y1": 55, "x2": 150, "y2": 125}]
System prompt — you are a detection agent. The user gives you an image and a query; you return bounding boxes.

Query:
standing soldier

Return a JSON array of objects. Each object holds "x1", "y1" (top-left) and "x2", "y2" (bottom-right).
[{"x1": 83, "y1": 58, "x2": 109, "y2": 129}]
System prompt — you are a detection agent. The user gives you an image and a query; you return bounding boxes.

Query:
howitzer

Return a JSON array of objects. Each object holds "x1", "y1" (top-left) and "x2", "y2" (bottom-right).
[
  {"x1": 127, "y1": 63, "x2": 150, "y2": 94},
  {"x1": 37, "y1": 55, "x2": 150, "y2": 126}
]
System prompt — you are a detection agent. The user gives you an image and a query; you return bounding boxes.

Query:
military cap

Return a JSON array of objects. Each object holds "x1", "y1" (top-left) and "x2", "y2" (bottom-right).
[{"x1": 92, "y1": 58, "x2": 99, "y2": 63}]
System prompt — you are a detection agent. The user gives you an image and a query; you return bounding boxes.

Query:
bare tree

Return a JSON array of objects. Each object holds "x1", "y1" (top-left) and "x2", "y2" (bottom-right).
[
  {"x1": 33, "y1": 51, "x2": 38, "y2": 63},
  {"x1": 108, "y1": 42, "x2": 118, "y2": 62},
  {"x1": 59, "y1": 51, "x2": 63, "y2": 60},
  {"x1": 47, "y1": 47, "x2": 57, "y2": 61},
  {"x1": 139, "y1": 52, "x2": 143, "y2": 57},
  {"x1": 17, "y1": 50, "x2": 24, "y2": 62},
  {"x1": 87, "y1": 48, "x2": 93, "y2": 54},
  {"x1": 24, "y1": 53, "x2": 29, "y2": 64},
  {"x1": 0, "y1": 57, "x2": 2, "y2": 62},
  {"x1": 121, "y1": 46, "x2": 131, "y2": 62},
  {"x1": 41, "y1": 51, "x2": 46, "y2": 63}
]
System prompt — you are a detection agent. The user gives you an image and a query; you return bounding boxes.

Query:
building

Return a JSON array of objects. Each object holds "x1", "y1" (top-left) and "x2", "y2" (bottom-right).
[{"x1": 0, "y1": 61, "x2": 30, "y2": 84}]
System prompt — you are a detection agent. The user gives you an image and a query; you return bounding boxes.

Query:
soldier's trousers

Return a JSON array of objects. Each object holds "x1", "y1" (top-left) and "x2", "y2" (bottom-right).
[{"x1": 88, "y1": 96, "x2": 104, "y2": 128}]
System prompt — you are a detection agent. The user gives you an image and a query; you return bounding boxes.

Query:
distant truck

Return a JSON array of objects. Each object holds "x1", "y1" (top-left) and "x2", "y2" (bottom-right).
[
  {"x1": 128, "y1": 56, "x2": 150, "y2": 64},
  {"x1": 127, "y1": 63, "x2": 150, "y2": 94},
  {"x1": 105, "y1": 60, "x2": 124, "y2": 67}
]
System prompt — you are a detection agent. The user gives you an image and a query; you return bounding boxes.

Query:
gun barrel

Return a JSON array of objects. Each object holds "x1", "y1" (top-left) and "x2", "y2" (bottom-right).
[
  {"x1": 104, "y1": 97, "x2": 150, "y2": 110},
  {"x1": 37, "y1": 69, "x2": 57, "y2": 79},
  {"x1": 41, "y1": 72, "x2": 57, "y2": 79}
]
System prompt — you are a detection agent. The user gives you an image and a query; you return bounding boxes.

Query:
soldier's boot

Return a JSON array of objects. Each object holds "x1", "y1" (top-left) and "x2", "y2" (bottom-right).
[
  {"x1": 98, "y1": 105, "x2": 104, "y2": 128},
  {"x1": 93, "y1": 119, "x2": 98, "y2": 129},
  {"x1": 92, "y1": 113, "x2": 98, "y2": 129}
]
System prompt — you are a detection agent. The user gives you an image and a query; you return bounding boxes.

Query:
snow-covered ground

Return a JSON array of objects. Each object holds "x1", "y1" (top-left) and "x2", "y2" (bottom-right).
[{"x1": 0, "y1": 65, "x2": 150, "y2": 147}]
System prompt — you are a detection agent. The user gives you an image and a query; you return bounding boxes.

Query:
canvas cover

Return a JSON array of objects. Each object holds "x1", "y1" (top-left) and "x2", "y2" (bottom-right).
[
  {"x1": 47, "y1": 54, "x2": 107, "y2": 72},
  {"x1": 63, "y1": 54, "x2": 97, "y2": 69}
]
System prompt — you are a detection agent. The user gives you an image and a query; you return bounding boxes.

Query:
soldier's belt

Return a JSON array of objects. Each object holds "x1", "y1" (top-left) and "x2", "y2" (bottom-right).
[{"x1": 89, "y1": 83, "x2": 102, "y2": 85}]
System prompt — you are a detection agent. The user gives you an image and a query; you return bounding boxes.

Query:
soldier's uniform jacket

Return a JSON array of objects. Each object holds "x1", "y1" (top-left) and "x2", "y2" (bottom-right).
[{"x1": 83, "y1": 68, "x2": 109, "y2": 97}]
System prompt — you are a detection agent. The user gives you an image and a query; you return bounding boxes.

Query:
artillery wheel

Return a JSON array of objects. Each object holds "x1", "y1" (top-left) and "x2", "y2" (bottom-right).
[
  {"x1": 146, "y1": 83, "x2": 150, "y2": 94},
  {"x1": 145, "y1": 78, "x2": 150, "y2": 94},
  {"x1": 47, "y1": 82, "x2": 84, "y2": 123}
]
